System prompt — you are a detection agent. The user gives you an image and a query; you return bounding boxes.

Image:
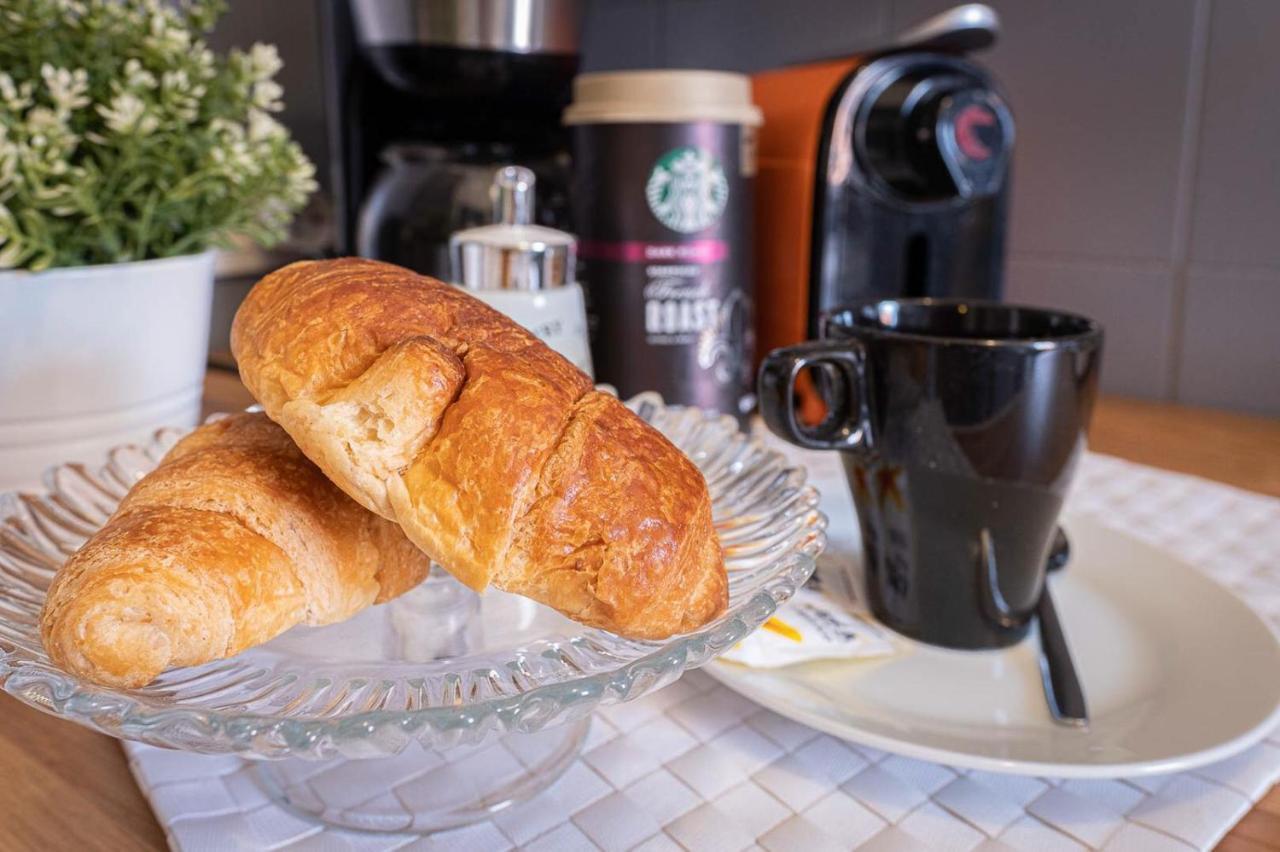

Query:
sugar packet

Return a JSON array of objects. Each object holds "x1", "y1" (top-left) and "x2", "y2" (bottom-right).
[{"x1": 720, "y1": 586, "x2": 896, "y2": 668}]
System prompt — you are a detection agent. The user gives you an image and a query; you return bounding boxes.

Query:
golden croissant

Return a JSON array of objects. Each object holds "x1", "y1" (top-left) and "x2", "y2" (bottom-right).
[
  {"x1": 40, "y1": 412, "x2": 432, "y2": 688},
  {"x1": 231, "y1": 258, "x2": 727, "y2": 639}
]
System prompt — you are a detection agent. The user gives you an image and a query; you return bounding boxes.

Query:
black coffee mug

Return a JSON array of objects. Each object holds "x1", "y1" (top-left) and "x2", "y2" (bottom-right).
[{"x1": 759, "y1": 299, "x2": 1103, "y2": 649}]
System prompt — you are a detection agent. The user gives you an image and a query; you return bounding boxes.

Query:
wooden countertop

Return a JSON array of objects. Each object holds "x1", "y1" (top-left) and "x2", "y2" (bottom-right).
[{"x1": 0, "y1": 369, "x2": 1276, "y2": 851}]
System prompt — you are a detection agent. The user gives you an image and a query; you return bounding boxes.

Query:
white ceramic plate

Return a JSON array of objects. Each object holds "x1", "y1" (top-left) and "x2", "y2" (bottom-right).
[{"x1": 707, "y1": 515, "x2": 1280, "y2": 778}]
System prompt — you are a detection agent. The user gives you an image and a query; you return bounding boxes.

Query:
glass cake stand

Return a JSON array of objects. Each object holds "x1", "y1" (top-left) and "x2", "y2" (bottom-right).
[{"x1": 0, "y1": 393, "x2": 824, "y2": 833}]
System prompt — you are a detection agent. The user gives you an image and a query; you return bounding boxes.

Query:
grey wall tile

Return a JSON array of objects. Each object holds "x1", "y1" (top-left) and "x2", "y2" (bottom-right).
[
  {"x1": 1005, "y1": 259, "x2": 1176, "y2": 399},
  {"x1": 894, "y1": 0, "x2": 1197, "y2": 263},
  {"x1": 1176, "y1": 272, "x2": 1280, "y2": 414},
  {"x1": 1188, "y1": 0, "x2": 1280, "y2": 267},
  {"x1": 659, "y1": 0, "x2": 888, "y2": 72},
  {"x1": 581, "y1": 0, "x2": 665, "y2": 71}
]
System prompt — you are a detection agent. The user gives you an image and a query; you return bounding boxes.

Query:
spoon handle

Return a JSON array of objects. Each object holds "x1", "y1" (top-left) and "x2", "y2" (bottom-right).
[{"x1": 1037, "y1": 582, "x2": 1089, "y2": 727}]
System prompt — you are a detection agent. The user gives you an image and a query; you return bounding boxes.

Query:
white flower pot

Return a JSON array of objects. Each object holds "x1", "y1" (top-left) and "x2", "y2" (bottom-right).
[{"x1": 0, "y1": 252, "x2": 215, "y2": 491}]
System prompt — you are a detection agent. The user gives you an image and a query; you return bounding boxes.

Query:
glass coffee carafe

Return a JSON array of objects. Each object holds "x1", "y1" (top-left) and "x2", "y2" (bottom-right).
[{"x1": 357, "y1": 142, "x2": 570, "y2": 280}]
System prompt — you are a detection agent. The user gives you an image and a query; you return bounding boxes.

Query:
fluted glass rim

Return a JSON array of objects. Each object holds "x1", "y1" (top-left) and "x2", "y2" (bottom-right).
[{"x1": 0, "y1": 392, "x2": 824, "y2": 758}]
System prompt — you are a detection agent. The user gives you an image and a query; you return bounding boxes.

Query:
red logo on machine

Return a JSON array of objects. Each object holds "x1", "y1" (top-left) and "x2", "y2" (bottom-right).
[{"x1": 953, "y1": 104, "x2": 996, "y2": 161}]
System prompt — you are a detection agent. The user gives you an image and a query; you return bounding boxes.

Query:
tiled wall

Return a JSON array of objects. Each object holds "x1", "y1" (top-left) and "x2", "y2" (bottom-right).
[
  {"x1": 584, "y1": 0, "x2": 1280, "y2": 414},
  {"x1": 216, "y1": 0, "x2": 1280, "y2": 414}
]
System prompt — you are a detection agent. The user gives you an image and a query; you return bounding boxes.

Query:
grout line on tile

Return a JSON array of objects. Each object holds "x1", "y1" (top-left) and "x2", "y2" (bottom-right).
[
  {"x1": 1165, "y1": 0, "x2": 1214, "y2": 401},
  {"x1": 1008, "y1": 253, "x2": 1172, "y2": 275},
  {"x1": 1185, "y1": 262, "x2": 1280, "y2": 282}
]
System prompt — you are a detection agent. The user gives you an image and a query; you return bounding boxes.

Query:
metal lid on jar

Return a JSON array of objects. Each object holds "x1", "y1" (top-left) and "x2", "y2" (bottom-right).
[{"x1": 449, "y1": 166, "x2": 575, "y2": 291}]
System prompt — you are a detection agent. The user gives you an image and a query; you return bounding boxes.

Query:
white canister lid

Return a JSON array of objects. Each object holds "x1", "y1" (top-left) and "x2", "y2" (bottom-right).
[
  {"x1": 563, "y1": 70, "x2": 763, "y2": 127},
  {"x1": 450, "y1": 166, "x2": 576, "y2": 292}
]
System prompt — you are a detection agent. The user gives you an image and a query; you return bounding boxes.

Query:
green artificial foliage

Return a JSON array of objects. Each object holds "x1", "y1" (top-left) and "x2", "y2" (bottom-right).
[{"x1": 0, "y1": 0, "x2": 316, "y2": 270}]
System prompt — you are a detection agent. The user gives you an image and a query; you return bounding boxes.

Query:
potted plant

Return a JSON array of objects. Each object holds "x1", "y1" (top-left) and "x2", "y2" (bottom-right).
[{"x1": 0, "y1": 0, "x2": 315, "y2": 489}]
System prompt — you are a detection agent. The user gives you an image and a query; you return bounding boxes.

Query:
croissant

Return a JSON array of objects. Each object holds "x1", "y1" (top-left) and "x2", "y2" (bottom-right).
[
  {"x1": 231, "y1": 258, "x2": 727, "y2": 639},
  {"x1": 40, "y1": 412, "x2": 432, "y2": 688}
]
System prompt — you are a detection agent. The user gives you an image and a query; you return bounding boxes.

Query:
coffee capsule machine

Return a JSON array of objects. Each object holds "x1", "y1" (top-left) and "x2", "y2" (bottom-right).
[
  {"x1": 752, "y1": 4, "x2": 1014, "y2": 360},
  {"x1": 320, "y1": 0, "x2": 582, "y2": 278}
]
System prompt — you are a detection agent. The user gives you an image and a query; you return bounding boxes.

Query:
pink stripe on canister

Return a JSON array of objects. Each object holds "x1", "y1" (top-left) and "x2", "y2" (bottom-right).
[{"x1": 579, "y1": 239, "x2": 729, "y2": 264}]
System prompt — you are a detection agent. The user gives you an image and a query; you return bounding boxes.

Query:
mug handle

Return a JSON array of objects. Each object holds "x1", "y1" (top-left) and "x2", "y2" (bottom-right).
[{"x1": 758, "y1": 340, "x2": 872, "y2": 452}]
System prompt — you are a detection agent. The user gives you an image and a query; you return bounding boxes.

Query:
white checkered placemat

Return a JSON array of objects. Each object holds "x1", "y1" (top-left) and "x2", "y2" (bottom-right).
[{"x1": 124, "y1": 448, "x2": 1280, "y2": 851}]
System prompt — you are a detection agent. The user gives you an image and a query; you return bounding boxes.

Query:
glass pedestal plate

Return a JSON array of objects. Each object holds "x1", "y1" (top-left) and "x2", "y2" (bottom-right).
[{"x1": 0, "y1": 394, "x2": 824, "y2": 833}]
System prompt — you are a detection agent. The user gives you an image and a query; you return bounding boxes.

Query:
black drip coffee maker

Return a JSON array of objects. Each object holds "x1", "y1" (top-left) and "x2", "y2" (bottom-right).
[{"x1": 321, "y1": 0, "x2": 581, "y2": 278}]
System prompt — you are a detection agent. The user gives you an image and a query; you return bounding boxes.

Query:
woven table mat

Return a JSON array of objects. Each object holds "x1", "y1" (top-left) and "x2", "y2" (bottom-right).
[{"x1": 124, "y1": 447, "x2": 1280, "y2": 851}]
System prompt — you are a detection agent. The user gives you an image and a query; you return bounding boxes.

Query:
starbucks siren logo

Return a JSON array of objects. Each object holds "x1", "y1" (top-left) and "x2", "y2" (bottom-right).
[{"x1": 645, "y1": 146, "x2": 729, "y2": 234}]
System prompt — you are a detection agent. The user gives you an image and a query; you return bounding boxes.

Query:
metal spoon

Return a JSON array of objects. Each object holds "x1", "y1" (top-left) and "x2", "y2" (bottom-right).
[{"x1": 1039, "y1": 528, "x2": 1088, "y2": 727}]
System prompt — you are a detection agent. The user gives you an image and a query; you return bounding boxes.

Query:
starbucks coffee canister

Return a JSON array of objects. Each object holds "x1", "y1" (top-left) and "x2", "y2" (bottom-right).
[{"x1": 564, "y1": 70, "x2": 762, "y2": 418}]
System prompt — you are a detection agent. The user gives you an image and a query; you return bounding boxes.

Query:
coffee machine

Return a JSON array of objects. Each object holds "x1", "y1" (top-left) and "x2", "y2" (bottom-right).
[
  {"x1": 320, "y1": 0, "x2": 582, "y2": 278},
  {"x1": 752, "y1": 4, "x2": 1013, "y2": 359}
]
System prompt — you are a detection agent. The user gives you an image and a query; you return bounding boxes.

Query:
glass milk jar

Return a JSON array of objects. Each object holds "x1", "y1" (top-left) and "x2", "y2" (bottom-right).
[{"x1": 449, "y1": 166, "x2": 594, "y2": 377}]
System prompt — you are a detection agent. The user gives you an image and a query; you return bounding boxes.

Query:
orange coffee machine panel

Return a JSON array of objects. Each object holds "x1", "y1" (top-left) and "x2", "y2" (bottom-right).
[
  {"x1": 750, "y1": 50, "x2": 1013, "y2": 375},
  {"x1": 751, "y1": 57, "x2": 864, "y2": 366}
]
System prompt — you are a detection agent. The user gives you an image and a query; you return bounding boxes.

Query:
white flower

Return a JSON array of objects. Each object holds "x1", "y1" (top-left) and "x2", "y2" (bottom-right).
[
  {"x1": 290, "y1": 156, "x2": 316, "y2": 184},
  {"x1": 210, "y1": 136, "x2": 256, "y2": 182},
  {"x1": 171, "y1": 101, "x2": 199, "y2": 124},
  {"x1": 26, "y1": 106, "x2": 65, "y2": 134},
  {"x1": 192, "y1": 46, "x2": 216, "y2": 80},
  {"x1": 246, "y1": 43, "x2": 283, "y2": 80},
  {"x1": 247, "y1": 108, "x2": 285, "y2": 142},
  {"x1": 160, "y1": 69, "x2": 202, "y2": 122},
  {"x1": 41, "y1": 65, "x2": 90, "y2": 113},
  {"x1": 97, "y1": 92, "x2": 158, "y2": 135},
  {"x1": 210, "y1": 117, "x2": 245, "y2": 141},
  {"x1": 147, "y1": 10, "x2": 191, "y2": 53},
  {"x1": 124, "y1": 59, "x2": 157, "y2": 91},
  {"x1": 0, "y1": 73, "x2": 33, "y2": 112},
  {"x1": 251, "y1": 80, "x2": 284, "y2": 112},
  {"x1": 161, "y1": 69, "x2": 190, "y2": 93},
  {"x1": 33, "y1": 183, "x2": 71, "y2": 202},
  {"x1": 0, "y1": 133, "x2": 17, "y2": 186}
]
